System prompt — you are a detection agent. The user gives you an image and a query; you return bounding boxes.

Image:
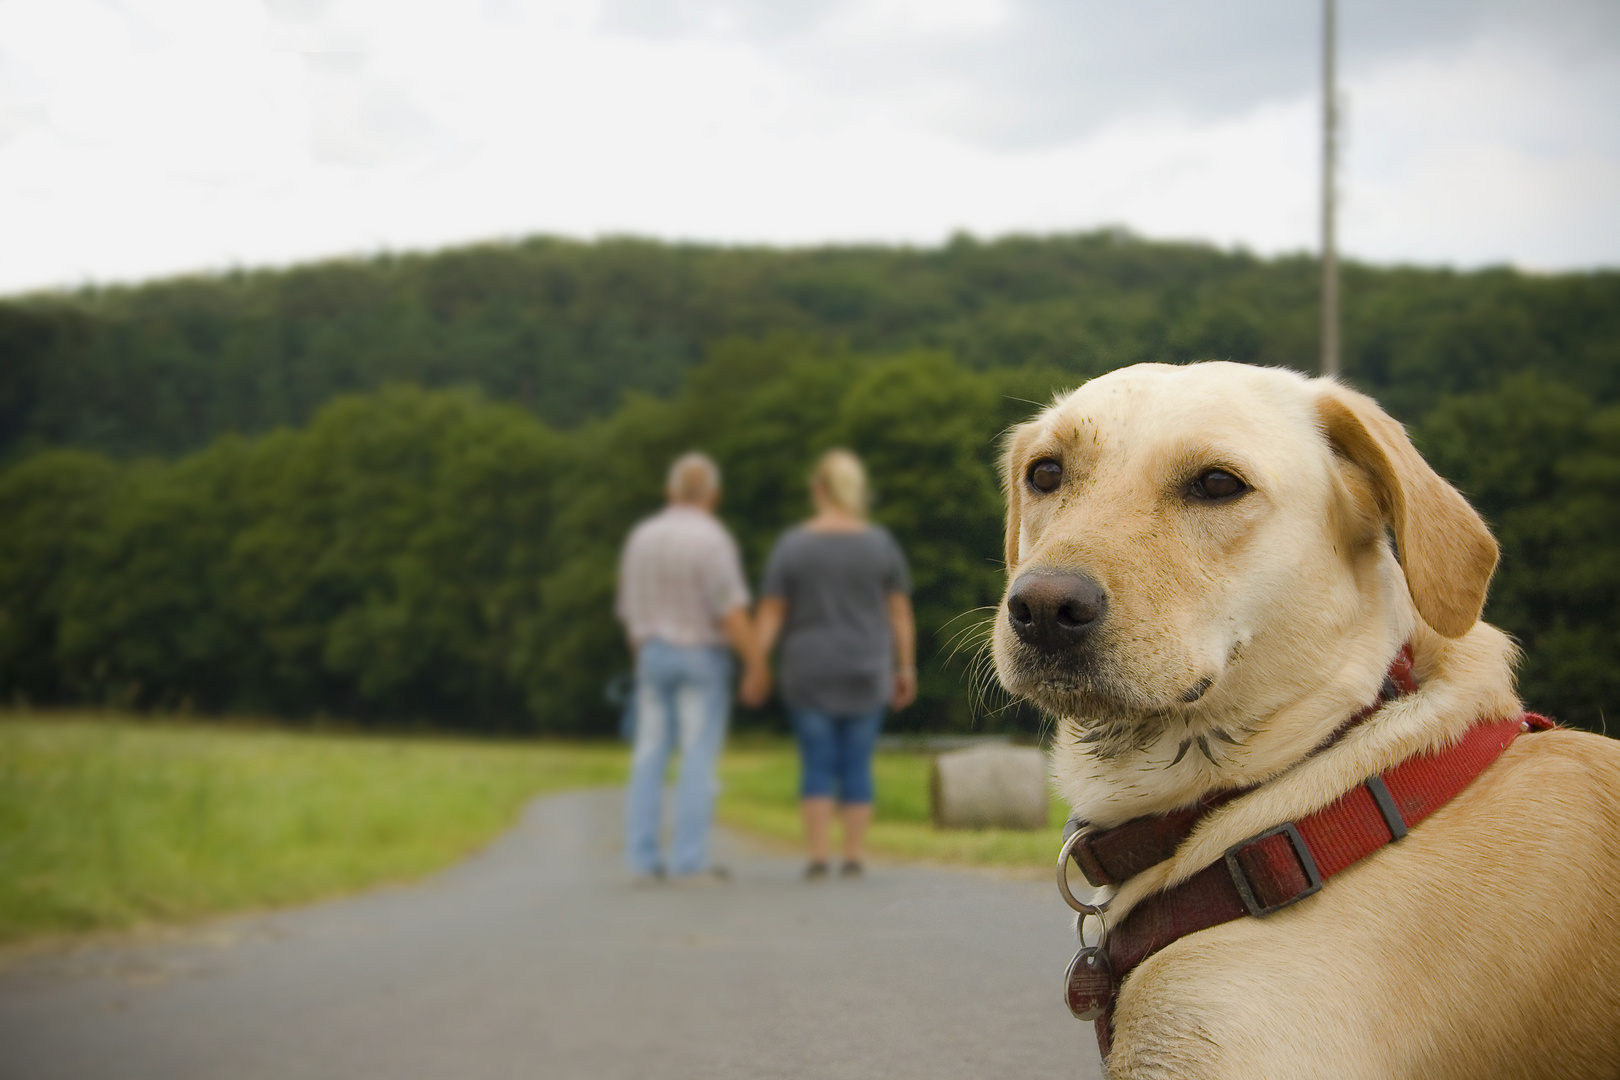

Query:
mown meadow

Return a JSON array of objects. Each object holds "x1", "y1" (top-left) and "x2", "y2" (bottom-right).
[
  {"x1": 0, "y1": 715, "x2": 1061, "y2": 945},
  {"x1": 0, "y1": 715, "x2": 624, "y2": 943}
]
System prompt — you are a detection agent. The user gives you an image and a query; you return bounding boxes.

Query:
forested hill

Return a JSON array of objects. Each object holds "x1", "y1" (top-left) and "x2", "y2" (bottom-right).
[
  {"x1": 4, "y1": 230, "x2": 1619, "y2": 462},
  {"x1": 2, "y1": 232, "x2": 1618, "y2": 736}
]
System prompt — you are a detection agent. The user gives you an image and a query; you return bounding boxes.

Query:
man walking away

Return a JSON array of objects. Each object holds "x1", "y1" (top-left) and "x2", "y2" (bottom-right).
[{"x1": 617, "y1": 452, "x2": 768, "y2": 884}]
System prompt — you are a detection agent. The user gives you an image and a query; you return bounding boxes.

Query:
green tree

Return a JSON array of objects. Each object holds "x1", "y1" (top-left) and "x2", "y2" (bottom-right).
[
  {"x1": 1418, "y1": 376, "x2": 1620, "y2": 730},
  {"x1": 0, "y1": 450, "x2": 122, "y2": 704}
]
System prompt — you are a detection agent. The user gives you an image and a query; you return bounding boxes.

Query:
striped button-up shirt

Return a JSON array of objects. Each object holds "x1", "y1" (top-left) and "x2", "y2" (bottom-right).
[{"x1": 615, "y1": 505, "x2": 751, "y2": 649}]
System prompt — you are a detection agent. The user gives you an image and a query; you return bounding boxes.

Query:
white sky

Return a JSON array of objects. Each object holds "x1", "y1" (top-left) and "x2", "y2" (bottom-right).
[{"x1": 1, "y1": 0, "x2": 1616, "y2": 296}]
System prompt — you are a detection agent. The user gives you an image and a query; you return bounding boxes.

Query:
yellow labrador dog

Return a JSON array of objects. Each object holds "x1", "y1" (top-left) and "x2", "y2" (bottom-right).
[{"x1": 993, "y1": 362, "x2": 1620, "y2": 1079}]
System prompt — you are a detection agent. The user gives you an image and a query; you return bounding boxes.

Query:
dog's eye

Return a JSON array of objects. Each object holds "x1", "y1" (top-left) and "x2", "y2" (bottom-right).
[
  {"x1": 1027, "y1": 458, "x2": 1063, "y2": 494},
  {"x1": 1189, "y1": 468, "x2": 1248, "y2": 501}
]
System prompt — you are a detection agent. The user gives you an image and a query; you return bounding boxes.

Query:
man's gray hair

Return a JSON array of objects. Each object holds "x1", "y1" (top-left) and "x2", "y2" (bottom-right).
[{"x1": 666, "y1": 452, "x2": 721, "y2": 504}]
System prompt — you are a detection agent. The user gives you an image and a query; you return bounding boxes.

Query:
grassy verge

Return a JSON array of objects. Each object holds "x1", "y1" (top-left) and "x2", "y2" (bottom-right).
[
  {"x1": 0, "y1": 714, "x2": 625, "y2": 944},
  {"x1": 0, "y1": 718, "x2": 1064, "y2": 946},
  {"x1": 719, "y1": 740, "x2": 1067, "y2": 871}
]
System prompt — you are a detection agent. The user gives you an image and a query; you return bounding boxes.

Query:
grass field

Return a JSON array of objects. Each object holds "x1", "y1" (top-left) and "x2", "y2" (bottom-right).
[
  {"x1": 720, "y1": 742, "x2": 1067, "y2": 869},
  {"x1": 0, "y1": 716, "x2": 1064, "y2": 946},
  {"x1": 0, "y1": 715, "x2": 625, "y2": 944}
]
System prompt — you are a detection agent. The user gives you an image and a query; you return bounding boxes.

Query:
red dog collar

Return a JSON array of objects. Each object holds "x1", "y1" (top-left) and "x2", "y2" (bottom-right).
[{"x1": 1057, "y1": 648, "x2": 1553, "y2": 1059}]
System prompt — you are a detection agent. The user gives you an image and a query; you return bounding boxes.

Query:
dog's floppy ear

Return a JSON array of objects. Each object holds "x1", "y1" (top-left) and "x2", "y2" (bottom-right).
[
  {"x1": 1315, "y1": 383, "x2": 1497, "y2": 638},
  {"x1": 1000, "y1": 419, "x2": 1041, "y2": 573}
]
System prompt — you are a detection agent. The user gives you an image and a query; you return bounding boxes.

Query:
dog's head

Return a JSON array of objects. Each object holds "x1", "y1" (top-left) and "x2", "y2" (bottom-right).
[{"x1": 993, "y1": 362, "x2": 1497, "y2": 767}]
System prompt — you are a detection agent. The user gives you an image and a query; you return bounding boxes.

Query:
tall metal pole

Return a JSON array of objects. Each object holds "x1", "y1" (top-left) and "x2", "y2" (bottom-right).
[{"x1": 1320, "y1": 0, "x2": 1340, "y2": 378}]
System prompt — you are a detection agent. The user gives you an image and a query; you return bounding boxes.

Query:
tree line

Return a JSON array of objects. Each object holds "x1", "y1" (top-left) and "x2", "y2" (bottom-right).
[
  {"x1": 6, "y1": 231, "x2": 1618, "y2": 462},
  {"x1": 0, "y1": 232, "x2": 1616, "y2": 734},
  {"x1": 0, "y1": 344, "x2": 1052, "y2": 734}
]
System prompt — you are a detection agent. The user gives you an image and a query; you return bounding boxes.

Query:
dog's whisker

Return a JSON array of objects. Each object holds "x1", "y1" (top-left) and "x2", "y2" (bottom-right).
[
  {"x1": 943, "y1": 620, "x2": 996, "y2": 668},
  {"x1": 940, "y1": 620, "x2": 998, "y2": 656},
  {"x1": 939, "y1": 604, "x2": 999, "y2": 627}
]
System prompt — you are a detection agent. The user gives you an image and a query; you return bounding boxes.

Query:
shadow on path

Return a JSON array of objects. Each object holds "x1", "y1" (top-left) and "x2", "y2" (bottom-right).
[{"x1": 0, "y1": 789, "x2": 1103, "y2": 1080}]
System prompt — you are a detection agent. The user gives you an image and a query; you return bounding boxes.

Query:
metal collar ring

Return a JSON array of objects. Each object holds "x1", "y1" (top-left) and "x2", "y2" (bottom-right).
[{"x1": 1056, "y1": 827, "x2": 1110, "y2": 916}]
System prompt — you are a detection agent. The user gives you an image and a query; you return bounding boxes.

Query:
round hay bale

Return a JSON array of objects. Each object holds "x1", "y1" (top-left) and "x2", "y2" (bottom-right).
[{"x1": 930, "y1": 745, "x2": 1050, "y2": 830}]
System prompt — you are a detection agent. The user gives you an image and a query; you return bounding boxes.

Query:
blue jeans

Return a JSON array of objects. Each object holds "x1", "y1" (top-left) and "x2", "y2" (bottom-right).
[
  {"x1": 625, "y1": 640, "x2": 732, "y2": 875},
  {"x1": 791, "y1": 706, "x2": 884, "y2": 804}
]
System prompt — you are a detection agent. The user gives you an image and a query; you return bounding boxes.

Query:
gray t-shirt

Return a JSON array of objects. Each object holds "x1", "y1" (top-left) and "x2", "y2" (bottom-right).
[{"x1": 760, "y1": 525, "x2": 912, "y2": 716}]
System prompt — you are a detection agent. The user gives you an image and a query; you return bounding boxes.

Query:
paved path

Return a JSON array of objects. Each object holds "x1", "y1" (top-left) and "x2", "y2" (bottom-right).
[{"x1": 0, "y1": 790, "x2": 1104, "y2": 1080}]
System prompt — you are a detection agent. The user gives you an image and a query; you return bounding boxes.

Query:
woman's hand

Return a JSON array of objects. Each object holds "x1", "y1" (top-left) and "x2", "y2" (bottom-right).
[
  {"x1": 739, "y1": 660, "x2": 772, "y2": 708},
  {"x1": 892, "y1": 666, "x2": 917, "y2": 710},
  {"x1": 887, "y1": 592, "x2": 917, "y2": 710}
]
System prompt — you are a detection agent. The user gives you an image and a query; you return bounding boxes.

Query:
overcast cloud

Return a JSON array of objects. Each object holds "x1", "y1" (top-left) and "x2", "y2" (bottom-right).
[
  {"x1": 0, "y1": 0, "x2": 1615, "y2": 295},
  {"x1": 598, "y1": 0, "x2": 1611, "y2": 145}
]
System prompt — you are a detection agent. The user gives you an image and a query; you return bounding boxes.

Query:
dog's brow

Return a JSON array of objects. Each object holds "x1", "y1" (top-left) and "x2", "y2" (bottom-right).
[{"x1": 1163, "y1": 442, "x2": 1254, "y2": 484}]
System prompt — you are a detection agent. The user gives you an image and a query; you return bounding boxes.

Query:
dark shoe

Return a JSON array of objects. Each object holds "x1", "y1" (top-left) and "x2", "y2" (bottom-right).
[
  {"x1": 804, "y1": 861, "x2": 830, "y2": 881},
  {"x1": 839, "y1": 861, "x2": 863, "y2": 879}
]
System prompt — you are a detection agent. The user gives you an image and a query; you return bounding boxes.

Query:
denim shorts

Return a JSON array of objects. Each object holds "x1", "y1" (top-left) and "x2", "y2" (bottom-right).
[{"x1": 790, "y1": 706, "x2": 885, "y2": 804}]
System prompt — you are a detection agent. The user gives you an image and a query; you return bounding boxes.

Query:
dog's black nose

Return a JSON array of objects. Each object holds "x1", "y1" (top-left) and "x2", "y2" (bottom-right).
[{"x1": 1006, "y1": 571, "x2": 1107, "y2": 651}]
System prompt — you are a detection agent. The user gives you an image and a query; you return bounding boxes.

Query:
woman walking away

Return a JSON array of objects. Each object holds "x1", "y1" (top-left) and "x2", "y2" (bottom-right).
[{"x1": 755, "y1": 449, "x2": 916, "y2": 880}]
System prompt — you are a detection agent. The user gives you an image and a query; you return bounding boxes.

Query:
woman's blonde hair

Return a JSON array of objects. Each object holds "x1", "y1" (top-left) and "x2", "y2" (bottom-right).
[{"x1": 812, "y1": 448, "x2": 869, "y2": 518}]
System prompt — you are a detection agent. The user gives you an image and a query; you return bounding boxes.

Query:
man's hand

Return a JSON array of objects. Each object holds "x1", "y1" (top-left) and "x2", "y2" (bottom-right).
[
  {"x1": 739, "y1": 661, "x2": 771, "y2": 708},
  {"x1": 892, "y1": 667, "x2": 917, "y2": 710}
]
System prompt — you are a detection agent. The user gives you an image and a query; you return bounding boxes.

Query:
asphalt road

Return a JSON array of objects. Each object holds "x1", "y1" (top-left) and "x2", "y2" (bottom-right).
[{"x1": 0, "y1": 789, "x2": 1105, "y2": 1080}]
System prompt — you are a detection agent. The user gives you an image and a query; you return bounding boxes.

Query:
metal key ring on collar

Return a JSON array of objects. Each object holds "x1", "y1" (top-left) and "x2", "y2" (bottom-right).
[
  {"x1": 1078, "y1": 909, "x2": 1109, "y2": 953},
  {"x1": 1056, "y1": 827, "x2": 1109, "y2": 916}
]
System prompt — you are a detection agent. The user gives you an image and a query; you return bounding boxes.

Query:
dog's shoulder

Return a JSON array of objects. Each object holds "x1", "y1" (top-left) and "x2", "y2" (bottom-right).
[{"x1": 1472, "y1": 726, "x2": 1620, "y2": 830}]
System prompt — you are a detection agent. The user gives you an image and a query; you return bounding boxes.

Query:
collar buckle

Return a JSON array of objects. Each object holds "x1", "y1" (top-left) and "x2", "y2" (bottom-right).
[{"x1": 1224, "y1": 821, "x2": 1323, "y2": 917}]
